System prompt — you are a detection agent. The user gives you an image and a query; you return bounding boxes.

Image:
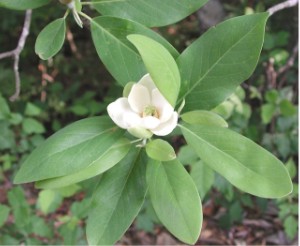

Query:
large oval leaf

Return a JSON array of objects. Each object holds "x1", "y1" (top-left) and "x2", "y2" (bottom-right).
[
  {"x1": 91, "y1": 16, "x2": 179, "y2": 86},
  {"x1": 180, "y1": 123, "x2": 293, "y2": 198},
  {"x1": 35, "y1": 138, "x2": 131, "y2": 189},
  {"x1": 87, "y1": 148, "x2": 147, "y2": 245},
  {"x1": 177, "y1": 13, "x2": 269, "y2": 111},
  {"x1": 91, "y1": 0, "x2": 208, "y2": 27},
  {"x1": 35, "y1": 18, "x2": 66, "y2": 60},
  {"x1": 14, "y1": 117, "x2": 124, "y2": 183},
  {"x1": 147, "y1": 159, "x2": 202, "y2": 244},
  {"x1": 0, "y1": 0, "x2": 50, "y2": 10},
  {"x1": 128, "y1": 34, "x2": 181, "y2": 106}
]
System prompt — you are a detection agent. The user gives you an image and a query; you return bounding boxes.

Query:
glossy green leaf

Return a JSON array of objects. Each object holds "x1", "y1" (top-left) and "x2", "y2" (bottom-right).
[
  {"x1": 14, "y1": 116, "x2": 124, "y2": 183},
  {"x1": 35, "y1": 138, "x2": 131, "y2": 189},
  {"x1": 91, "y1": 0, "x2": 208, "y2": 27},
  {"x1": 87, "y1": 148, "x2": 147, "y2": 245},
  {"x1": 181, "y1": 110, "x2": 228, "y2": 127},
  {"x1": 180, "y1": 123, "x2": 293, "y2": 198},
  {"x1": 177, "y1": 13, "x2": 269, "y2": 111},
  {"x1": 128, "y1": 34, "x2": 180, "y2": 106},
  {"x1": 190, "y1": 161, "x2": 214, "y2": 199},
  {"x1": 146, "y1": 139, "x2": 176, "y2": 161},
  {"x1": 91, "y1": 16, "x2": 179, "y2": 86},
  {"x1": 35, "y1": 18, "x2": 66, "y2": 60},
  {"x1": 147, "y1": 159, "x2": 202, "y2": 244},
  {"x1": 0, "y1": 0, "x2": 50, "y2": 10}
]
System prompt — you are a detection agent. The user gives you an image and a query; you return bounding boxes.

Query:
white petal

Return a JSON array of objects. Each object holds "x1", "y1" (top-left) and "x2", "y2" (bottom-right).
[
  {"x1": 152, "y1": 88, "x2": 174, "y2": 122},
  {"x1": 151, "y1": 112, "x2": 178, "y2": 136},
  {"x1": 138, "y1": 73, "x2": 156, "y2": 92},
  {"x1": 107, "y1": 98, "x2": 141, "y2": 129},
  {"x1": 128, "y1": 84, "x2": 151, "y2": 113},
  {"x1": 141, "y1": 116, "x2": 161, "y2": 129}
]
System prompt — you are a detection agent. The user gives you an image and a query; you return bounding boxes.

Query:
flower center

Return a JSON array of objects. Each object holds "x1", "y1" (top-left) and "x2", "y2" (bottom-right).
[{"x1": 142, "y1": 105, "x2": 159, "y2": 118}]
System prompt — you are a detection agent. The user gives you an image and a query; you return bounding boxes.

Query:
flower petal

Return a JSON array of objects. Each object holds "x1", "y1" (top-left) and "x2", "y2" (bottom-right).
[
  {"x1": 151, "y1": 112, "x2": 178, "y2": 136},
  {"x1": 138, "y1": 73, "x2": 156, "y2": 92},
  {"x1": 128, "y1": 84, "x2": 151, "y2": 113},
  {"x1": 141, "y1": 116, "x2": 161, "y2": 129},
  {"x1": 152, "y1": 88, "x2": 174, "y2": 122},
  {"x1": 107, "y1": 98, "x2": 141, "y2": 129}
]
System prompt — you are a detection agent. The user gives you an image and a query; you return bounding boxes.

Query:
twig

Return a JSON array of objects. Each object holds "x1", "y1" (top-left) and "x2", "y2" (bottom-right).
[
  {"x1": 267, "y1": 0, "x2": 298, "y2": 16},
  {"x1": 0, "y1": 10, "x2": 32, "y2": 101}
]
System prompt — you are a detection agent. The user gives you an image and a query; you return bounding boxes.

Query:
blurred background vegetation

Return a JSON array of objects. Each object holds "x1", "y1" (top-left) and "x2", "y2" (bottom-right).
[{"x1": 0, "y1": 0, "x2": 298, "y2": 244}]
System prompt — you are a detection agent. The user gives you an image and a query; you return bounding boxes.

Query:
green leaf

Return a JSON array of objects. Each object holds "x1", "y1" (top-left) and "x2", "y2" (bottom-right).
[
  {"x1": 284, "y1": 215, "x2": 298, "y2": 240},
  {"x1": 30, "y1": 216, "x2": 53, "y2": 238},
  {"x1": 91, "y1": 0, "x2": 208, "y2": 27},
  {"x1": 265, "y1": 89, "x2": 279, "y2": 104},
  {"x1": 35, "y1": 18, "x2": 66, "y2": 60},
  {"x1": 0, "y1": 0, "x2": 50, "y2": 10},
  {"x1": 177, "y1": 145, "x2": 199, "y2": 165},
  {"x1": 86, "y1": 148, "x2": 147, "y2": 245},
  {"x1": 286, "y1": 158, "x2": 297, "y2": 180},
  {"x1": 180, "y1": 124, "x2": 293, "y2": 198},
  {"x1": 37, "y1": 189, "x2": 63, "y2": 214},
  {"x1": 0, "y1": 204, "x2": 10, "y2": 227},
  {"x1": 36, "y1": 138, "x2": 131, "y2": 189},
  {"x1": 128, "y1": 34, "x2": 180, "y2": 106},
  {"x1": 25, "y1": 102, "x2": 42, "y2": 116},
  {"x1": 177, "y1": 13, "x2": 269, "y2": 111},
  {"x1": 279, "y1": 99, "x2": 297, "y2": 116},
  {"x1": 22, "y1": 118, "x2": 45, "y2": 134},
  {"x1": 91, "y1": 16, "x2": 178, "y2": 86},
  {"x1": 181, "y1": 110, "x2": 228, "y2": 127},
  {"x1": 0, "y1": 121, "x2": 14, "y2": 150},
  {"x1": 146, "y1": 139, "x2": 176, "y2": 161},
  {"x1": 147, "y1": 159, "x2": 202, "y2": 244},
  {"x1": 14, "y1": 116, "x2": 124, "y2": 183},
  {"x1": 7, "y1": 187, "x2": 31, "y2": 228},
  {"x1": 261, "y1": 104, "x2": 276, "y2": 124},
  {"x1": 190, "y1": 161, "x2": 214, "y2": 199},
  {"x1": 0, "y1": 94, "x2": 10, "y2": 120}
]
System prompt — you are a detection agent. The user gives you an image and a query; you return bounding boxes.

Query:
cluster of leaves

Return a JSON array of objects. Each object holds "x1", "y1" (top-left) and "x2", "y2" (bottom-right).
[{"x1": 0, "y1": 0, "x2": 298, "y2": 245}]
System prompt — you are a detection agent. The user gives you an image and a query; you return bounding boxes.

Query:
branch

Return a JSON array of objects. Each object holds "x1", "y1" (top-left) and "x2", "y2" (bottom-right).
[
  {"x1": 0, "y1": 10, "x2": 32, "y2": 101},
  {"x1": 267, "y1": 0, "x2": 298, "y2": 16}
]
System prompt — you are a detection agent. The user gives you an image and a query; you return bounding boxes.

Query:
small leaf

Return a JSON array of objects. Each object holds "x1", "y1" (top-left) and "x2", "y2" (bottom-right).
[
  {"x1": 180, "y1": 123, "x2": 293, "y2": 198},
  {"x1": 286, "y1": 158, "x2": 297, "y2": 180},
  {"x1": 91, "y1": 16, "x2": 178, "y2": 86},
  {"x1": 147, "y1": 159, "x2": 202, "y2": 244},
  {"x1": 177, "y1": 13, "x2": 269, "y2": 111},
  {"x1": 284, "y1": 215, "x2": 298, "y2": 240},
  {"x1": 0, "y1": 204, "x2": 10, "y2": 227},
  {"x1": 35, "y1": 18, "x2": 66, "y2": 60},
  {"x1": 37, "y1": 189, "x2": 63, "y2": 214},
  {"x1": 279, "y1": 99, "x2": 297, "y2": 116},
  {"x1": 181, "y1": 110, "x2": 228, "y2": 127},
  {"x1": 261, "y1": 104, "x2": 276, "y2": 124},
  {"x1": 25, "y1": 102, "x2": 42, "y2": 116},
  {"x1": 14, "y1": 117, "x2": 124, "y2": 183},
  {"x1": 36, "y1": 138, "x2": 131, "y2": 189},
  {"x1": 22, "y1": 118, "x2": 45, "y2": 134},
  {"x1": 87, "y1": 148, "x2": 147, "y2": 245},
  {"x1": 91, "y1": 0, "x2": 208, "y2": 27},
  {"x1": 146, "y1": 139, "x2": 176, "y2": 161},
  {"x1": 0, "y1": 0, "x2": 50, "y2": 10},
  {"x1": 128, "y1": 34, "x2": 180, "y2": 106}
]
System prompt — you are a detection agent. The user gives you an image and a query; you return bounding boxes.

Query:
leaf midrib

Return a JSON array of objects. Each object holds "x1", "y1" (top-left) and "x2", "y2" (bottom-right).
[
  {"x1": 96, "y1": 148, "x2": 144, "y2": 244},
  {"x1": 178, "y1": 21, "x2": 262, "y2": 102},
  {"x1": 179, "y1": 124, "x2": 278, "y2": 187}
]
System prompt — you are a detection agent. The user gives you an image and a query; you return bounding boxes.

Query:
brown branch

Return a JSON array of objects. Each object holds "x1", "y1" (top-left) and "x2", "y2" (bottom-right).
[
  {"x1": 0, "y1": 10, "x2": 32, "y2": 101},
  {"x1": 267, "y1": 0, "x2": 298, "y2": 16}
]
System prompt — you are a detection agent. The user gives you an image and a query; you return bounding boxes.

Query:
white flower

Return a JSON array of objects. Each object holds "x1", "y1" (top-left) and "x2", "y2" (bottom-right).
[{"x1": 107, "y1": 74, "x2": 178, "y2": 137}]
